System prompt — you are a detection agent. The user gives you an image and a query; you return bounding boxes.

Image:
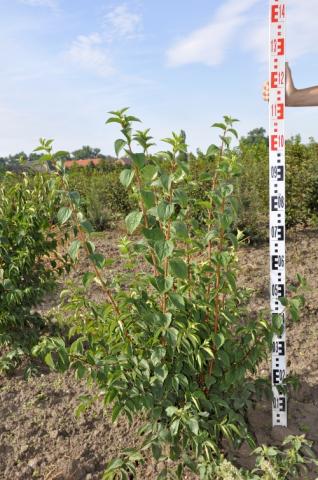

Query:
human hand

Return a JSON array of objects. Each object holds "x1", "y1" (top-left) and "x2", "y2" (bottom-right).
[{"x1": 262, "y1": 80, "x2": 269, "y2": 102}]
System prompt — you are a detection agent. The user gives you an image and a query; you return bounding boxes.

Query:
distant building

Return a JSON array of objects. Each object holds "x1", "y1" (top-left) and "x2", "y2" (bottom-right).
[
  {"x1": 64, "y1": 158, "x2": 103, "y2": 169},
  {"x1": 64, "y1": 157, "x2": 131, "y2": 169}
]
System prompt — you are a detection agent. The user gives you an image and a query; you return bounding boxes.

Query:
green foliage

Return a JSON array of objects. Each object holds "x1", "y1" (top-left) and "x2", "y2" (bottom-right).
[
  {"x1": 0, "y1": 172, "x2": 69, "y2": 371},
  {"x1": 32, "y1": 112, "x2": 314, "y2": 478},
  {"x1": 67, "y1": 168, "x2": 133, "y2": 231},
  {"x1": 236, "y1": 135, "x2": 318, "y2": 241},
  {"x1": 195, "y1": 435, "x2": 318, "y2": 479},
  {"x1": 251, "y1": 434, "x2": 318, "y2": 479}
]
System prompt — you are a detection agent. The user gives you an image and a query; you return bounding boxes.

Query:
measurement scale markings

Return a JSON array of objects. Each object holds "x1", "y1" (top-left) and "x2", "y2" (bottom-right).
[{"x1": 270, "y1": 0, "x2": 287, "y2": 427}]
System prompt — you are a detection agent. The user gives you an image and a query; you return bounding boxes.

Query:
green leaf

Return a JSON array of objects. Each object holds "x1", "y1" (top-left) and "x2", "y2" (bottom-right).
[
  {"x1": 206, "y1": 144, "x2": 220, "y2": 156},
  {"x1": 266, "y1": 447, "x2": 279, "y2": 457},
  {"x1": 114, "y1": 139, "x2": 127, "y2": 157},
  {"x1": 89, "y1": 253, "x2": 106, "y2": 269},
  {"x1": 151, "y1": 443, "x2": 162, "y2": 461},
  {"x1": 225, "y1": 271, "x2": 237, "y2": 291},
  {"x1": 215, "y1": 333, "x2": 225, "y2": 349},
  {"x1": 126, "y1": 115, "x2": 141, "y2": 123},
  {"x1": 57, "y1": 207, "x2": 72, "y2": 225},
  {"x1": 143, "y1": 227, "x2": 165, "y2": 242},
  {"x1": 150, "y1": 275, "x2": 173, "y2": 293},
  {"x1": 154, "y1": 365, "x2": 168, "y2": 383},
  {"x1": 105, "y1": 117, "x2": 122, "y2": 124},
  {"x1": 45, "y1": 352, "x2": 55, "y2": 370},
  {"x1": 69, "y1": 191, "x2": 81, "y2": 206},
  {"x1": 108, "y1": 107, "x2": 129, "y2": 116},
  {"x1": 112, "y1": 403, "x2": 123, "y2": 422},
  {"x1": 104, "y1": 458, "x2": 124, "y2": 473},
  {"x1": 160, "y1": 173, "x2": 172, "y2": 192},
  {"x1": 130, "y1": 152, "x2": 145, "y2": 169},
  {"x1": 75, "y1": 363, "x2": 86, "y2": 380},
  {"x1": 141, "y1": 190, "x2": 156, "y2": 209},
  {"x1": 157, "y1": 201, "x2": 174, "y2": 221},
  {"x1": 125, "y1": 211, "x2": 143, "y2": 234},
  {"x1": 69, "y1": 338, "x2": 84, "y2": 355},
  {"x1": 229, "y1": 128, "x2": 238, "y2": 139},
  {"x1": 221, "y1": 184, "x2": 234, "y2": 197},
  {"x1": 169, "y1": 293, "x2": 185, "y2": 309},
  {"x1": 166, "y1": 327, "x2": 178, "y2": 347},
  {"x1": 196, "y1": 200, "x2": 211, "y2": 209},
  {"x1": 154, "y1": 240, "x2": 174, "y2": 261},
  {"x1": 151, "y1": 346, "x2": 166, "y2": 366},
  {"x1": 166, "y1": 406, "x2": 178, "y2": 417},
  {"x1": 211, "y1": 122, "x2": 227, "y2": 130},
  {"x1": 170, "y1": 419, "x2": 180, "y2": 437},
  {"x1": 223, "y1": 115, "x2": 239, "y2": 124},
  {"x1": 187, "y1": 418, "x2": 199, "y2": 436},
  {"x1": 80, "y1": 220, "x2": 94, "y2": 233},
  {"x1": 171, "y1": 221, "x2": 188, "y2": 239},
  {"x1": 85, "y1": 241, "x2": 95, "y2": 254},
  {"x1": 169, "y1": 258, "x2": 188, "y2": 279},
  {"x1": 173, "y1": 190, "x2": 188, "y2": 208},
  {"x1": 68, "y1": 240, "x2": 81, "y2": 261},
  {"x1": 120, "y1": 169, "x2": 135, "y2": 188},
  {"x1": 82, "y1": 272, "x2": 95, "y2": 287},
  {"x1": 141, "y1": 164, "x2": 158, "y2": 182}
]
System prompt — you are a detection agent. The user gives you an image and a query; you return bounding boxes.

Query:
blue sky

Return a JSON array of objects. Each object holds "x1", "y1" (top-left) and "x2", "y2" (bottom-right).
[{"x1": 1, "y1": 0, "x2": 318, "y2": 156}]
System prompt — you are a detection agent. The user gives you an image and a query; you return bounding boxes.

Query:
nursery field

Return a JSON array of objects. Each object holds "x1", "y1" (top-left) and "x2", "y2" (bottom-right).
[
  {"x1": 1, "y1": 227, "x2": 318, "y2": 480},
  {"x1": 2, "y1": 115, "x2": 318, "y2": 479}
]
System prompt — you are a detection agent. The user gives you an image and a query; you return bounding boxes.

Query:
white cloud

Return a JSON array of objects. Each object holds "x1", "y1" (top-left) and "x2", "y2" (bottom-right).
[
  {"x1": 167, "y1": 0, "x2": 318, "y2": 68},
  {"x1": 66, "y1": 33, "x2": 115, "y2": 77},
  {"x1": 167, "y1": 0, "x2": 261, "y2": 67},
  {"x1": 104, "y1": 4, "x2": 142, "y2": 39},
  {"x1": 19, "y1": 0, "x2": 57, "y2": 8},
  {"x1": 243, "y1": 0, "x2": 318, "y2": 65}
]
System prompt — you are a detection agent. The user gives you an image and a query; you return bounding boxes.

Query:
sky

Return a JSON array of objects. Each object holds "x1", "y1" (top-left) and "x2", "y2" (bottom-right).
[{"x1": 1, "y1": 0, "x2": 318, "y2": 156}]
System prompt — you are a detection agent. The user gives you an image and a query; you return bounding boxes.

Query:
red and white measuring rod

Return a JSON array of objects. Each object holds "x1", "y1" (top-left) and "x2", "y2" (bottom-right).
[{"x1": 269, "y1": 0, "x2": 287, "y2": 427}]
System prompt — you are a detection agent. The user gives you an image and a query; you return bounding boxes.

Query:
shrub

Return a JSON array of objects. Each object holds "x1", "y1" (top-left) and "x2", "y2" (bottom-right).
[
  {"x1": 33, "y1": 113, "x2": 310, "y2": 479},
  {"x1": 201, "y1": 435, "x2": 318, "y2": 479},
  {"x1": 235, "y1": 140, "x2": 269, "y2": 241},
  {"x1": 0, "y1": 171, "x2": 69, "y2": 372},
  {"x1": 68, "y1": 168, "x2": 134, "y2": 230},
  {"x1": 236, "y1": 136, "x2": 318, "y2": 241}
]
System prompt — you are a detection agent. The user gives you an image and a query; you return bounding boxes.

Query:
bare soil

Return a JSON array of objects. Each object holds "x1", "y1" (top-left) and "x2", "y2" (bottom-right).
[{"x1": 1, "y1": 227, "x2": 318, "y2": 479}]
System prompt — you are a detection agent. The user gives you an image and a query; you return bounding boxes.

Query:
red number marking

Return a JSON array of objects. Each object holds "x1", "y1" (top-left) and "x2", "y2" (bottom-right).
[
  {"x1": 271, "y1": 135, "x2": 285, "y2": 151},
  {"x1": 271, "y1": 4, "x2": 286, "y2": 23},
  {"x1": 271, "y1": 103, "x2": 284, "y2": 120}
]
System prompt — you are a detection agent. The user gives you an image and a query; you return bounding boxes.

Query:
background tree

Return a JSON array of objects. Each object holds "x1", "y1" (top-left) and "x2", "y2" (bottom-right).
[
  {"x1": 71, "y1": 146, "x2": 102, "y2": 160},
  {"x1": 240, "y1": 127, "x2": 269, "y2": 146}
]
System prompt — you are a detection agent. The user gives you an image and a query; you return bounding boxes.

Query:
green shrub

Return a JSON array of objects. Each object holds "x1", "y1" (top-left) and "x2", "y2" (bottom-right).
[
  {"x1": 236, "y1": 136, "x2": 318, "y2": 241},
  {"x1": 32, "y1": 112, "x2": 308, "y2": 479},
  {"x1": 0, "y1": 172, "x2": 69, "y2": 372},
  {"x1": 235, "y1": 140, "x2": 269, "y2": 241},
  {"x1": 68, "y1": 168, "x2": 134, "y2": 230}
]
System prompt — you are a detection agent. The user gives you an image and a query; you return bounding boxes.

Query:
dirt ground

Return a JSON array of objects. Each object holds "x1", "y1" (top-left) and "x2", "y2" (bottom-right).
[{"x1": 1, "y1": 227, "x2": 318, "y2": 479}]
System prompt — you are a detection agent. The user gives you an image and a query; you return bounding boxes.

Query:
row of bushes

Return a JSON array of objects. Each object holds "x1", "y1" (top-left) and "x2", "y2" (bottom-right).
[
  {"x1": 237, "y1": 137, "x2": 318, "y2": 240},
  {"x1": 67, "y1": 166, "x2": 133, "y2": 231},
  {"x1": 66, "y1": 136, "x2": 318, "y2": 240},
  {"x1": 0, "y1": 173, "x2": 70, "y2": 372}
]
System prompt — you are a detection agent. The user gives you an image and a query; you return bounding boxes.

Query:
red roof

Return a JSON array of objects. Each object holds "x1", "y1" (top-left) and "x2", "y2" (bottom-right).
[{"x1": 65, "y1": 158, "x2": 102, "y2": 169}]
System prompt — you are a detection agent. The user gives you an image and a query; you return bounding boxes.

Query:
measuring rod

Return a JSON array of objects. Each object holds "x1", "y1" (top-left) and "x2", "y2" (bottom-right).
[{"x1": 269, "y1": 0, "x2": 287, "y2": 427}]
